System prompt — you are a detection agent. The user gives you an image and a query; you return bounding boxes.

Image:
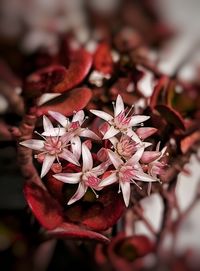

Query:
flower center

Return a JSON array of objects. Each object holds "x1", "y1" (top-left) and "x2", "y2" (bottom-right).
[
  {"x1": 119, "y1": 165, "x2": 135, "y2": 182},
  {"x1": 44, "y1": 137, "x2": 63, "y2": 155},
  {"x1": 83, "y1": 172, "x2": 99, "y2": 188},
  {"x1": 116, "y1": 136, "x2": 137, "y2": 158},
  {"x1": 114, "y1": 112, "x2": 131, "y2": 130}
]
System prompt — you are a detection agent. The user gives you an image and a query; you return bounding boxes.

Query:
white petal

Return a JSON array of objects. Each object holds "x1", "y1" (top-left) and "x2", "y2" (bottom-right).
[
  {"x1": 53, "y1": 172, "x2": 82, "y2": 184},
  {"x1": 48, "y1": 111, "x2": 69, "y2": 128},
  {"x1": 107, "y1": 150, "x2": 123, "y2": 169},
  {"x1": 129, "y1": 115, "x2": 150, "y2": 127},
  {"x1": 41, "y1": 155, "x2": 55, "y2": 178},
  {"x1": 120, "y1": 181, "x2": 131, "y2": 207},
  {"x1": 126, "y1": 129, "x2": 141, "y2": 143},
  {"x1": 72, "y1": 110, "x2": 84, "y2": 124},
  {"x1": 114, "y1": 95, "x2": 124, "y2": 117},
  {"x1": 134, "y1": 171, "x2": 157, "y2": 183},
  {"x1": 43, "y1": 116, "x2": 55, "y2": 135},
  {"x1": 103, "y1": 126, "x2": 119, "y2": 139},
  {"x1": 92, "y1": 161, "x2": 110, "y2": 176},
  {"x1": 20, "y1": 139, "x2": 44, "y2": 150},
  {"x1": 90, "y1": 109, "x2": 113, "y2": 121},
  {"x1": 71, "y1": 136, "x2": 82, "y2": 161},
  {"x1": 82, "y1": 143, "x2": 93, "y2": 171},
  {"x1": 128, "y1": 147, "x2": 144, "y2": 164},
  {"x1": 100, "y1": 172, "x2": 118, "y2": 187},
  {"x1": 59, "y1": 149, "x2": 80, "y2": 166},
  {"x1": 144, "y1": 142, "x2": 152, "y2": 148},
  {"x1": 79, "y1": 129, "x2": 100, "y2": 140},
  {"x1": 42, "y1": 127, "x2": 66, "y2": 137},
  {"x1": 161, "y1": 146, "x2": 167, "y2": 156},
  {"x1": 68, "y1": 182, "x2": 87, "y2": 205},
  {"x1": 108, "y1": 136, "x2": 118, "y2": 148}
]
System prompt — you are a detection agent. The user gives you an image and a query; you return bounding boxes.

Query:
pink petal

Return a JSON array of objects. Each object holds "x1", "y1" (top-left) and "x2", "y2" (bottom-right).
[
  {"x1": 103, "y1": 126, "x2": 119, "y2": 139},
  {"x1": 120, "y1": 181, "x2": 131, "y2": 207},
  {"x1": 129, "y1": 115, "x2": 150, "y2": 127},
  {"x1": 114, "y1": 95, "x2": 124, "y2": 117},
  {"x1": 59, "y1": 149, "x2": 80, "y2": 166},
  {"x1": 72, "y1": 110, "x2": 84, "y2": 124},
  {"x1": 79, "y1": 128, "x2": 100, "y2": 140},
  {"x1": 82, "y1": 143, "x2": 93, "y2": 172},
  {"x1": 68, "y1": 182, "x2": 87, "y2": 205},
  {"x1": 141, "y1": 151, "x2": 161, "y2": 164},
  {"x1": 48, "y1": 111, "x2": 69, "y2": 128},
  {"x1": 71, "y1": 136, "x2": 82, "y2": 160},
  {"x1": 53, "y1": 172, "x2": 82, "y2": 184},
  {"x1": 43, "y1": 116, "x2": 56, "y2": 136},
  {"x1": 107, "y1": 150, "x2": 123, "y2": 169},
  {"x1": 136, "y1": 127, "x2": 157, "y2": 140},
  {"x1": 100, "y1": 172, "x2": 118, "y2": 187},
  {"x1": 90, "y1": 109, "x2": 113, "y2": 121},
  {"x1": 20, "y1": 139, "x2": 44, "y2": 150},
  {"x1": 41, "y1": 155, "x2": 55, "y2": 178}
]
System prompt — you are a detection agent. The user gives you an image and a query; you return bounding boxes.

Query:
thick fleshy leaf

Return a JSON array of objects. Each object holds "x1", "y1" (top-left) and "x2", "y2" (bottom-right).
[
  {"x1": 35, "y1": 87, "x2": 92, "y2": 117},
  {"x1": 93, "y1": 43, "x2": 113, "y2": 75},
  {"x1": 156, "y1": 104, "x2": 185, "y2": 130},
  {"x1": 150, "y1": 76, "x2": 168, "y2": 108},
  {"x1": 135, "y1": 127, "x2": 157, "y2": 140},
  {"x1": 24, "y1": 181, "x2": 63, "y2": 230},
  {"x1": 25, "y1": 48, "x2": 92, "y2": 96},
  {"x1": 64, "y1": 185, "x2": 125, "y2": 231},
  {"x1": 47, "y1": 222, "x2": 109, "y2": 243},
  {"x1": 181, "y1": 131, "x2": 200, "y2": 154}
]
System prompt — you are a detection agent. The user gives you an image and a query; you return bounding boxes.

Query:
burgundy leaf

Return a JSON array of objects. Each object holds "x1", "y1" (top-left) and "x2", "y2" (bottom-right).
[
  {"x1": 24, "y1": 181, "x2": 63, "y2": 230},
  {"x1": 150, "y1": 76, "x2": 168, "y2": 108},
  {"x1": 156, "y1": 104, "x2": 185, "y2": 130},
  {"x1": 47, "y1": 222, "x2": 109, "y2": 243},
  {"x1": 35, "y1": 87, "x2": 92, "y2": 117},
  {"x1": 93, "y1": 43, "x2": 113, "y2": 75},
  {"x1": 181, "y1": 131, "x2": 200, "y2": 154}
]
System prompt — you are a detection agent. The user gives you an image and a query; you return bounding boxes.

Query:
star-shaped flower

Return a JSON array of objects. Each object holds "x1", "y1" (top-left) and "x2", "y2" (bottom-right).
[
  {"x1": 53, "y1": 143, "x2": 109, "y2": 205},
  {"x1": 46, "y1": 110, "x2": 100, "y2": 160},
  {"x1": 100, "y1": 148, "x2": 156, "y2": 207},
  {"x1": 20, "y1": 116, "x2": 80, "y2": 178},
  {"x1": 90, "y1": 94, "x2": 150, "y2": 140}
]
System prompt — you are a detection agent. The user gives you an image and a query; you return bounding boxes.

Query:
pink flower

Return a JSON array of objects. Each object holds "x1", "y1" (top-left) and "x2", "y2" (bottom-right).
[
  {"x1": 100, "y1": 148, "x2": 156, "y2": 207},
  {"x1": 53, "y1": 143, "x2": 109, "y2": 205},
  {"x1": 90, "y1": 94, "x2": 150, "y2": 140},
  {"x1": 20, "y1": 116, "x2": 80, "y2": 178},
  {"x1": 46, "y1": 110, "x2": 100, "y2": 160}
]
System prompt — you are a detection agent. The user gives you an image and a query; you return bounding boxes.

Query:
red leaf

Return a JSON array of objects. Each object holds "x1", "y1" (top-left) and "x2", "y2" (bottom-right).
[
  {"x1": 181, "y1": 131, "x2": 200, "y2": 154},
  {"x1": 24, "y1": 181, "x2": 63, "y2": 230},
  {"x1": 150, "y1": 76, "x2": 168, "y2": 108},
  {"x1": 35, "y1": 87, "x2": 92, "y2": 117},
  {"x1": 25, "y1": 48, "x2": 92, "y2": 96},
  {"x1": 47, "y1": 222, "x2": 109, "y2": 243},
  {"x1": 64, "y1": 186, "x2": 125, "y2": 231},
  {"x1": 93, "y1": 43, "x2": 113, "y2": 75},
  {"x1": 156, "y1": 104, "x2": 185, "y2": 130}
]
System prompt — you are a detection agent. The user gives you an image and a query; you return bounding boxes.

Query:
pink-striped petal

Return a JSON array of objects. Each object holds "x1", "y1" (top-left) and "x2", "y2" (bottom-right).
[
  {"x1": 53, "y1": 172, "x2": 82, "y2": 184},
  {"x1": 114, "y1": 95, "x2": 124, "y2": 117},
  {"x1": 107, "y1": 150, "x2": 123, "y2": 169},
  {"x1": 103, "y1": 126, "x2": 119, "y2": 139},
  {"x1": 41, "y1": 154, "x2": 55, "y2": 178},
  {"x1": 129, "y1": 115, "x2": 150, "y2": 127},
  {"x1": 79, "y1": 129, "x2": 100, "y2": 140},
  {"x1": 90, "y1": 109, "x2": 113, "y2": 121},
  {"x1": 134, "y1": 171, "x2": 156, "y2": 183},
  {"x1": 128, "y1": 147, "x2": 144, "y2": 165},
  {"x1": 82, "y1": 143, "x2": 93, "y2": 172},
  {"x1": 140, "y1": 151, "x2": 161, "y2": 164},
  {"x1": 20, "y1": 139, "x2": 44, "y2": 150},
  {"x1": 120, "y1": 181, "x2": 131, "y2": 207},
  {"x1": 43, "y1": 116, "x2": 56, "y2": 136},
  {"x1": 100, "y1": 172, "x2": 118, "y2": 187},
  {"x1": 71, "y1": 136, "x2": 82, "y2": 160},
  {"x1": 72, "y1": 110, "x2": 84, "y2": 124},
  {"x1": 68, "y1": 182, "x2": 87, "y2": 205},
  {"x1": 48, "y1": 111, "x2": 69, "y2": 128},
  {"x1": 59, "y1": 149, "x2": 80, "y2": 166}
]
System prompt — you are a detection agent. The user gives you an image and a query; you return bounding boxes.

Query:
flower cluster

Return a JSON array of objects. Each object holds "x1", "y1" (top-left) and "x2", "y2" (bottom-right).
[{"x1": 20, "y1": 95, "x2": 167, "y2": 207}]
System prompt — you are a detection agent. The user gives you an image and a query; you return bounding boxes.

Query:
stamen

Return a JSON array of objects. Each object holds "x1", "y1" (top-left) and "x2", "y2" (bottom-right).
[
  {"x1": 118, "y1": 183, "x2": 121, "y2": 193},
  {"x1": 90, "y1": 187, "x2": 99, "y2": 198},
  {"x1": 131, "y1": 179, "x2": 142, "y2": 190},
  {"x1": 125, "y1": 104, "x2": 134, "y2": 118},
  {"x1": 34, "y1": 131, "x2": 46, "y2": 140}
]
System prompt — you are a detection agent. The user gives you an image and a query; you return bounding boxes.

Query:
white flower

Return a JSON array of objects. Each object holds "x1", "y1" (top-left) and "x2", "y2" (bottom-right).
[
  {"x1": 46, "y1": 110, "x2": 100, "y2": 160},
  {"x1": 53, "y1": 143, "x2": 109, "y2": 205},
  {"x1": 20, "y1": 116, "x2": 80, "y2": 178},
  {"x1": 90, "y1": 94, "x2": 150, "y2": 140},
  {"x1": 100, "y1": 148, "x2": 156, "y2": 207}
]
